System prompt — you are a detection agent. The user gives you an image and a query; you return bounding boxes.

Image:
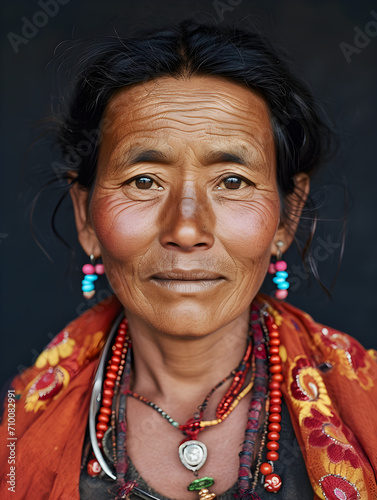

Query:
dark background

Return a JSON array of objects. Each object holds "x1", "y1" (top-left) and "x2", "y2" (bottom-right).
[{"x1": 1, "y1": 0, "x2": 376, "y2": 385}]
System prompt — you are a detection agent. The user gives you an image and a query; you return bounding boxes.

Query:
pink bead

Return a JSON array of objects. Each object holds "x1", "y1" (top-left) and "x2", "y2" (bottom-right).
[
  {"x1": 82, "y1": 263, "x2": 95, "y2": 275},
  {"x1": 275, "y1": 289, "x2": 288, "y2": 300},
  {"x1": 275, "y1": 261, "x2": 287, "y2": 272},
  {"x1": 268, "y1": 263, "x2": 276, "y2": 274},
  {"x1": 95, "y1": 263, "x2": 105, "y2": 275}
]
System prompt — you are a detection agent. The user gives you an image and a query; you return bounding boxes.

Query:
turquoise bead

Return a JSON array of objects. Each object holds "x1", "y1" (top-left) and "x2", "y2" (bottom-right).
[
  {"x1": 272, "y1": 277, "x2": 285, "y2": 284},
  {"x1": 82, "y1": 283, "x2": 95, "y2": 292},
  {"x1": 84, "y1": 274, "x2": 98, "y2": 282},
  {"x1": 276, "y1": 271, "x2": 288, "y2": 279},
  {"x1": 277, "y1": 282, "x2": 290, "y2": 290},
  {"x1": 82, "y1": 279, "x2": 95, "y2": 287}
]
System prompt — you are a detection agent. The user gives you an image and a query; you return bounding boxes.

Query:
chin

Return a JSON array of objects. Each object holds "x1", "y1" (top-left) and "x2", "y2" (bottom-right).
[{"x1": 148, "y1": 305, "x2": 228, "y2": 338}]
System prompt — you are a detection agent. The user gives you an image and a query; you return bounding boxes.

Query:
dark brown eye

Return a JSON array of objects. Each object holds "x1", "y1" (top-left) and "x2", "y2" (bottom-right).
[
  {"x1": 134, "y1": 176, "x2": 154, "y2": 189},
  {"x1": 222, "y1": 176, "x2": 243, "y2": 190}
]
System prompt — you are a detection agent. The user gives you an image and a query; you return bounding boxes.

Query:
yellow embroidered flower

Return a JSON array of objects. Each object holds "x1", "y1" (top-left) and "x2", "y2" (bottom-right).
[{"x1": 35, "y1": 330, "x2": 75, "y2": 368}]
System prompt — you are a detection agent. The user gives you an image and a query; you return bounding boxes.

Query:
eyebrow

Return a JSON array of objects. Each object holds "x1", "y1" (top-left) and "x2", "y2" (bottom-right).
[
  {"x1": 124, "y1": 147, "x2": 169, "y2": 165},
  {"x1": 203, "y1": 149, "x2": 253, "y2": 168},
  {"x1": 118, "y1": 144, "x2": 260, "y2": 172}
]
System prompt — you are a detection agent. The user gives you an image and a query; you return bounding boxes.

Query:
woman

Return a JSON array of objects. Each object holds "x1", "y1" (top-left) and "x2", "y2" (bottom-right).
[{"x1": 1, "y1": 20, "x2": 376, "y2": 500}]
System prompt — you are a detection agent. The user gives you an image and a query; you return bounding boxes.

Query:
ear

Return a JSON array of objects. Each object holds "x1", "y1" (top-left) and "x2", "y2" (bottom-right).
[
  {"x1": 272, "y1": 173, "x2": 310, "y2": 256},
  {"x1": 69, "y1": 179, "x2": 101, "y2": 258}
]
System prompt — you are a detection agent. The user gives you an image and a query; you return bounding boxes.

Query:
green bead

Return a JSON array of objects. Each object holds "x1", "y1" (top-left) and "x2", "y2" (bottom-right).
[
  {"x1": 188, "y1": 477, "x2": 214, "y2": 491},
  {"x1": 172, "y1": 421, "x2": 179, "y2": 427}
]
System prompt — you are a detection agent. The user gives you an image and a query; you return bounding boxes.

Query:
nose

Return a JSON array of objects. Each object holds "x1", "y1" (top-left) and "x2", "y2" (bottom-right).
[{"x1": 159, "y1": 184, "x2": 215, "y2": 252}]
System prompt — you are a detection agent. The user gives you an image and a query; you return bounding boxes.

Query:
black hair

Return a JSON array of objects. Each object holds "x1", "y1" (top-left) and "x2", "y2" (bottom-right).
[{"x1": 37, "y1": 19, "x2": 339, "y2": 292}]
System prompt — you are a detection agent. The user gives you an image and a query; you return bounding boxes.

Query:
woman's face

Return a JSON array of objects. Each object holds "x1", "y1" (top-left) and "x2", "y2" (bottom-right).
[{"x1": 87, "y1": 76, "x2": 282, "y2": 337}]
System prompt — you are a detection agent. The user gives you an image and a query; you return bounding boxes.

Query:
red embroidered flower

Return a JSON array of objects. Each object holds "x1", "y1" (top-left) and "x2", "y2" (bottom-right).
[
  {"x1": 304, "y1": 408, "x2": 362, "y2": 469},
  {"x1": 319, "y1": 474, "x2": 360, "y2": 500},
  {"x1": 24, "y1": 365, "x2": 70, "y2": 412},
  {"x1": 289, "y1": 357, "x2": 332, "y2": 416}
]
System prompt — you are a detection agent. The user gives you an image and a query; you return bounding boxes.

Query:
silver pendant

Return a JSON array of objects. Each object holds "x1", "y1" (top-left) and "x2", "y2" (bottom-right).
[{"x1": 179, "y1": 440, "x2": 207, "y2": 472}]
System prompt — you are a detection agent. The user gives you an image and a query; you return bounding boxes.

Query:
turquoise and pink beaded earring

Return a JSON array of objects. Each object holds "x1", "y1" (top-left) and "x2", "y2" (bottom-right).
[
  {"x1": 82, "y1": 254, "x2": 105, "y2": 299},
  {"x1": 268, "y1": 241, "x2": 289, "y2": 300}
]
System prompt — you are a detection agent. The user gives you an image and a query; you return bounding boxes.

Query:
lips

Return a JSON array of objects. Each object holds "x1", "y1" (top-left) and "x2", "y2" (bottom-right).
[{"x1": 151, "y1": 269, "x2": 224, "y2": 281}]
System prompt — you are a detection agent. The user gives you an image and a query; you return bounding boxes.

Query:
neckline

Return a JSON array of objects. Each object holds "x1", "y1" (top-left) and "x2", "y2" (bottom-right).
[{"x1": 88, "y1": 299, "x2": 271, "y2": 497}]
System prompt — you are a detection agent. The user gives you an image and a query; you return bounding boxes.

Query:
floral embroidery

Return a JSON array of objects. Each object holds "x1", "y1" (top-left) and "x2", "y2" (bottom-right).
[
  {"x1": 24, "y1": 365, "x2": 70, "y2": 412},
  {"x1": 35, "y1": 331, "x2": 76, "y2": 368},
  {"x1": 289, "y1": 356, "x2": 332, "y2": 421},
  {"x1": 319, "y1": 474, "x2": 360, "y2": 500},
  {"x1": 304, "y1": 409, "x2": 361, "y2": 468},
  {"x1": 285, "y1": 354, "x2": 371, "y2": 500},
  {"x1": 314, "y1": 328, "x2": 374, "y2": 390}
]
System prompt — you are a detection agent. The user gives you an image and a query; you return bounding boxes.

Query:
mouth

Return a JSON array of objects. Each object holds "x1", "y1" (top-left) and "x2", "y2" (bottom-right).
[
  {"x1": 151, "y1": 269, "x2": 225, "y2": 281},
  {"x1": 150, "y1": 269, "x2": 226, "y2": 291}
]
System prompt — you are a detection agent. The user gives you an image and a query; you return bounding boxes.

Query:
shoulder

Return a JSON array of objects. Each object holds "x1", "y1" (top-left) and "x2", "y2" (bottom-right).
[
  {"x1": 259, "y1": 293, "x2": 377, "y2": 389},
  {"x1": 1, "y1": 294, "x2": 123, "y2": 416},
  {"x1": 258, "y1": 296, "x2": 377, "y2": 496}
]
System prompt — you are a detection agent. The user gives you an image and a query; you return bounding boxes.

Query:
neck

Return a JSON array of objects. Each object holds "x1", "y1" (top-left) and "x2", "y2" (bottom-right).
[{"x1": 124, "y1": 304, "x2": 252, "y2": 407}]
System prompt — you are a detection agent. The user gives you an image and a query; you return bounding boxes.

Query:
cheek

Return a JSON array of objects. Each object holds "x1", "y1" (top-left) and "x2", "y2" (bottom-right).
[
  {"x1": 216, "y1": 196, "x2": 280, "y2": 260},
  {"x1": 90, "y1": 194, "x2": 158, "y2": 261}
]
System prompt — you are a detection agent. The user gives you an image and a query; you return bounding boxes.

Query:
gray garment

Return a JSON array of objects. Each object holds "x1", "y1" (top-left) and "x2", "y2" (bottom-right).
[{"x1": 79, "y1": 399, "x2": 313, "y2": 499}]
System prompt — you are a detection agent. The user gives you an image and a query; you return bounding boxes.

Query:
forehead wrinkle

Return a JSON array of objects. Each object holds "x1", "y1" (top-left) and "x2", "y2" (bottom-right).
[
  {"x1": 103, "y1": 109, "x2": 273, "y2": 146},
  {"x1": 99, "y1": 77, "x2": 275, "y2": 176},
  {"x1": 103, "y1": 79, "x2": 272, "y2": 135},
  {"x1": 107, "y1": 111, "x2": 272, "y2": 145},
  {"x1": 106, "y1": 80, "x2": 270, "y2": 123},
  {"x1": 106, "y1": 103, "x2": 262, "y2": 132},
  {"x1": 140, "y1": 98, "x2": 254, "y2": 117},
  {"x1": 140, "y1": 83, "x2": 264, "y2": 109},
  {"x1": 137, "y1": 102, "x2": 266, "y2": 128}
]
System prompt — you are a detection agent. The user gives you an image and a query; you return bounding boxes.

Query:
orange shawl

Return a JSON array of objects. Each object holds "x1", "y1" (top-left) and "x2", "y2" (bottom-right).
[{"x1": 1, "y1": 294, "x2": 376, "y2": 499}]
